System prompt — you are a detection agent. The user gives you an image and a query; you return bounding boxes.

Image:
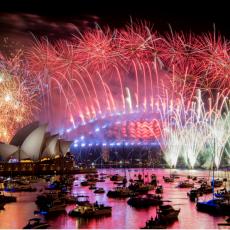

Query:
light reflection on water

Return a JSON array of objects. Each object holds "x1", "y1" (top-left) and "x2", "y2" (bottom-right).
[{"x1": 0, "y1": 168, "x2": 229, "y2": 229}]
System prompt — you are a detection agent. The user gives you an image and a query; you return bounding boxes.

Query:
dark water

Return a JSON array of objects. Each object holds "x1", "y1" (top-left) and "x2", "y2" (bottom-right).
[{"x1": 0, "y1": 169, "x2": 229, "y2": 229}]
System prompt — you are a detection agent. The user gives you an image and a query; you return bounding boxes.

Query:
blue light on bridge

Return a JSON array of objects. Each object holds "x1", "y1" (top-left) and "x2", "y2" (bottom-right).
[
  {"x1": 95, "y1": 127, "x2": 100, "y2": 132},
  {"x1": 66, "y1": 128, "x2": 72, "y2": 133}
]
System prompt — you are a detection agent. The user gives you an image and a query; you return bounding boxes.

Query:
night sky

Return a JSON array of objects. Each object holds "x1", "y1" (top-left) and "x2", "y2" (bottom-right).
[{"x1": 0, "y1": 0, "x2": 229, "y2": 47}]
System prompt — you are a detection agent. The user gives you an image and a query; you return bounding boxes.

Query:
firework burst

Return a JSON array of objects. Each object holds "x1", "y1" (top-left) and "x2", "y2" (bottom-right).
[{"x1": 0, "y1": 53, "x2": 38, "y2": 143}]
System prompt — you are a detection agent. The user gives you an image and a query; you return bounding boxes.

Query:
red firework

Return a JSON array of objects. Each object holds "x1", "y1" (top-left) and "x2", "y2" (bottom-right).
[
  {"x1": 24, "y1": 22, "x2": 230, "y2": 131},
  {"x1": 27, "y1": 38, "x2": 58, "y2": 76},
  {"x1": 196, "y1": 33, "x2": 230, "y2": 94},
  {"x1": 118, "y1": 21, "x2": 160, "y2": 62},
  {"x1": 73, "y1": 27, "x2": 121, "y2": 71}
]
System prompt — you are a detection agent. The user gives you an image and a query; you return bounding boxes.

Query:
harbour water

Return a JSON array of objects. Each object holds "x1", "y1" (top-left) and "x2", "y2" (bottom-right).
[{"x1": 0, "y1": 168, "x2": 229, "y2": 229}]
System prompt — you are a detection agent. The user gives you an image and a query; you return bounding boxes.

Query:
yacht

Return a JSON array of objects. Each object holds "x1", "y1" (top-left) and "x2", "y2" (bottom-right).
[
  {"x1": 187, "y1": 188, "x2": 202, "y2": 201},
  {"x1": 69, "y1": 202, "x2": 112, "y2": 217},
  {"x1": 94, "y1": 188, "x2": 105, "y2": 194},
  {"x1": 156, "y1": 185, "x2": 163, "y2": 194},
  {"x1": 163, "y1": 176, "x2": 174, "y2": 183},
  {"x1": 110, "y1": 174, "x2": 124, "y2": 181},
  {"x1": 198, "y1": 183, "x2": 213, "y2": 194},
  {"x1": 197, "y1": 198, "x2": 230, "y2": 215},
  {"x1": 211, "y1": 178, "x2": 223, "y2": 188},
  {"x1": 177, "y1": 180, "x2": 194, "y2": 188},
  {"x1": 0, "y1": 193, "x2": 17, "y2": 204},
  {"x1": 157, "y1": 205, "x2": 180, "y2": 222},
  {"x1": 127, "y1": 194, "x2": 162, "y2": 208},
  {"x1": 0, "y1": 203, "x2": 4, "y2": 210},
  {"x1": 107, "y1": 187, "x2": 134, "y2": 198},
  {"x1": 35, "y1": 197, "x2": 66, "y2": 215},
  {"x1": 128, "y1": 182, "x2": 152, "y2": 194},
  {"x1": 141, "y1": 216, "x2": 166, "y2": 229}
]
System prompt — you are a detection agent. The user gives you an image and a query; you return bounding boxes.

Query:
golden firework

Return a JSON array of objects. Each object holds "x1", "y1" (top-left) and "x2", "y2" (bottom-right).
[{"x1": 0, "y1": 69, "x2": 38, "y2": 143}]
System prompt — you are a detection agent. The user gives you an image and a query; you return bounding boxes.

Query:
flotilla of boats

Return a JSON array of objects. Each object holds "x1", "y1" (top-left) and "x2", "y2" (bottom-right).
[{"x1": 0, "y1": 171, "x2": 228, "y2": 229}]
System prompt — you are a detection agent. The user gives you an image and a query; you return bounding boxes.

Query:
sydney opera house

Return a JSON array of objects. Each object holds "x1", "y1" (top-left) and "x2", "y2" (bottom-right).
[{"x1": 0, "y1": 122, "x2": 92, "y2": 176}]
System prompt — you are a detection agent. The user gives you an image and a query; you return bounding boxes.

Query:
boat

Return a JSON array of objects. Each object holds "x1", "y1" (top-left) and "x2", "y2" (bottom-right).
[
  {"x1": 35, "y1": 198, "x2": 66, "y2": 216},
  {"x1": 134, "y1": 174, "x2": 144, "y2": 183},
  {"x1": 171, "y1": 173, "x2": 180, "y2": 179},
  {"x1": 197, "y1": 178, "x2": 207, "y2": 183},
  {"x1": 163, "y1": 176, "x2": 174, "y2": 183},
  {"x1": 157, "y1": 205, "x2": 180, "y2": 222},
  {"x1": 94, "y1": 188, "x2": 105, "y2": 194},
  {"x1": 141, "y1": 216, "x2": 166, "y2": 229},
  {"x1": 36, "y1": 192, "x2": 59, "y2": 207},
  {"x1": 45, "y1": 200, "x2": 66, "y2": 214},
  {"x1": 215, "y1": 188, "x2": 230, "y2": 199},
  {"x1": 85, "y1": 174, "x2": 98, "y2": 179},
  {"x1": 196, "y1": 198, "x2": 230, "y2": 215},
  {"x1": 45, "y1": 180, "x2": 68, "y2": 192},
  {"x1": 187, "y1": 188, "x2": 202, "y2": 201},
  {"x1": 177, "y1": 180, "x2": 194, "y2": 188},
  {"x1": 128, "y1": 182, "x2": 152, "y2": 194},
  {"x1": 150, "y1": 174, "x2": 158, "y2": 186},
  {"x1": 196, "y1": 140, "x2": 230, "y2": 216},
  {"x1": 198, "y1": 182, "x2": 213, "y2": 194},
  {"x1": 107, "y1": 187, "x2": 134, "y2": 198},
  {"x1": 69, "y1": 202, "x2": 112, "y2": 217},
  {"x1": 113, "y1": 181, "x2": 124, "y2": 186},
  {"x1": 110, "y1": 174, "x2": 124, "y2": 181},
  {"x1": 211, "y1": 178, "x2": 223, "y2": 188},
  {"x1": 187, "y1": 175, "x2": 197, "y2": 180},
  {"x1": 0, "y1": 203, "x2": 4, "y2": 210},
  {"x1": 99, "y1": 173, "x2": 107, "y2": 176},
  {"x1": 4, "y1": 179, "x2": 36, "y2": 192},
  {"x1": 127, "y1": 194, "x2": 162, "y2": 208},
  {"x1": 23, "y1": 218, "x2": 49, "y2": 229},
  {"x1": 0, "y1": 193, "x2": 17, "y2": 204},
  {"x1": 80, "y1": 181, "x2": 89, "y2": 186},
  {"x1": 87, "y1": 177, "x2": 98, "y2": 182},
  {"x1": 156, "y1": 185, "x2": 163, "y2": 194}
]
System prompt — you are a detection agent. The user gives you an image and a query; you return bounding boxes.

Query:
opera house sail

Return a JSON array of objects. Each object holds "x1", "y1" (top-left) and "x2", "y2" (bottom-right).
[{"x1": 0, "y1": 122, "x2": 81, "y2": 176}]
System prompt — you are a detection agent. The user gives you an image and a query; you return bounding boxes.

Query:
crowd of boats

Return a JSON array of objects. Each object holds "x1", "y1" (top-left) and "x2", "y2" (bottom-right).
[{"x1": 0, "y1": 170, "x2": 229, "y2": 229}]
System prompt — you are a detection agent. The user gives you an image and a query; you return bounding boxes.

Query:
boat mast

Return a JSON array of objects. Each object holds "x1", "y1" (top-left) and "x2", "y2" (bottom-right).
[{"x1": 212, "y1": 138, "x2": 215, "y2": 200}]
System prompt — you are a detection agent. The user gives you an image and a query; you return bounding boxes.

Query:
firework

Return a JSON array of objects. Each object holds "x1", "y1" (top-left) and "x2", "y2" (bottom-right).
[
  {"x1": 24, "y1": 22, "x2": 230, "y2": 168},
  {"x1": 0, "y1": 53, "x2": 38, "y2": 143}
]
